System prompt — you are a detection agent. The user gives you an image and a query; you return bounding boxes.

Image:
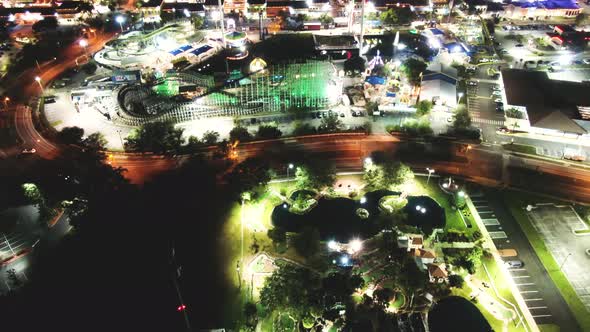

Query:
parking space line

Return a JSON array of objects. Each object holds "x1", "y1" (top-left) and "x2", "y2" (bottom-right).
[
  {"x1": 520, "y1": 290, "x2": 539, "y2": 294},
  {"x1": 516, "y1": 283, "x2": 535, "y2": 286},
  {"x1": 512, "y1": 276, "x2": 531, "y2": 279},
  {"x1": 524, "y1": 298, "x2": 543, "y2": 301},
  {"x1": 532, "y1": 314, "x2": 552, "y2": 318},
  {"x1": 528, "y1": 306, "x2": 548, "y2": 310},
  {"x1": 510, "y1": 268, "x2": 527, "y2": 272}
]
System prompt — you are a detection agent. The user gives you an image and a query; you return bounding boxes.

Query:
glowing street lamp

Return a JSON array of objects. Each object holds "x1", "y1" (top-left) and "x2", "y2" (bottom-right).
[
  {"x1": 360, "y1": 196, "x2": 367, "y2": 204},
  {"x1": 349, "y1": 239, "x2": 362, "y2": 254},
  {"x1": 34, "y1": 76, "x2": 44, "y2": 93},
  {"x1": 426, "y1": 167, "x2": 435, "y2": 184},
  {"x1": 287, "y1": 163, "x2": 294, "y2": 177},
  {"x1": 327, "y1": 240, "x2": 338, "y2": 251},
  {"x1": 116, "y1": 15, "x2": 125, "y2": 32},
  {"x1": 79, "y1": 39, "x2": 88, "y2": 56}
]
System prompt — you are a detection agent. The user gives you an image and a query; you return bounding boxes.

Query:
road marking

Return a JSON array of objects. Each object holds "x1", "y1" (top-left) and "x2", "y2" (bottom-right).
[
  {"x1": 516, "y1": 283, "x2": 535, "y2": 286},
  {"x1": 510, "y1": 268, "x2": 527, "y2": 272},
  {"x1": 489, "y1": 231, "x2": 507, "y2": 239},
  {"x1": 520, "y1": 290, "x2": 539, "y2": 294},
  {"x1": 524, "y1": 298, "x2": 543, "y2": 302},
  {"x1": 512, "y1": 276, "x2": 530, "y2": 279},
  {"x1": 528, "y1": 306, "x2": 548, "y2": 310},
  {"x1": 532, "y1": 314, "x2": 552, "y2": 318},
  {"x1": 483, "y1": 219, "x2": 500, "y2": 226}
]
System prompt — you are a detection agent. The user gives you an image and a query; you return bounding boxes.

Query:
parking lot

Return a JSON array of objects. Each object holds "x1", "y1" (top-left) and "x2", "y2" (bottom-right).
[
  {"x1": 527, "y1": 204, "x2": 590, "y2": 312},
  {"x1": 469, "y1": 192, "x2": 558, "y2": 327}
]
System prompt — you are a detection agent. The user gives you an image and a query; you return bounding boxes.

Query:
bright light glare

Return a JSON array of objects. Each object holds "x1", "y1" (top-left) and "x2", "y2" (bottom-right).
[
  {"x1": 428, "y1": 36, "x2": 441, "y2": 49},
  {"x1": 360, "y1": 196, "x2": 367, "y2": 204},
  {"x1": 364, "y1": 157, "x2": 372, "y2": 165},
  {"x1": 35, "y1": 76, "x2": 41, "y2": 82},
  {"x1": 349, "y1": 239, "x2": 362, "y2": 253},
  {"x1": 397, "y1": 43, "x2": 407, "y2": 50},
  {"x1": 116, "y1": 16, "x2": 125, "y2": 24},
  {"x1": 420, "y1": 207, "x2": 426, "y2": 214},
  {"x1": 458, "y1": 191, "x2": 465, "y2": 197},
  {"x1": 416, "y1": 205, "x2": 421, "y2": 211},
  {"x1": 559, "y1": 53, "x2": 573, "y2": 65},
  {"x1": 288, "y1": 163, "x2": 294, "y2": 169},
  {"x1": 211, "y1": 10, "x2": 220, "y2": 20},
  {"x1": 340, "y1": 256, "x2": 349, "y2": 265},
  {"x1": 79, "y1": 39, "x2": 88, "y2": 47},
  {"x1": 328, "y1": 240, "x2": 338, "y2": 251},
  {"x1": 183, "y1": 8, "x2": 190, "y2": 17}
]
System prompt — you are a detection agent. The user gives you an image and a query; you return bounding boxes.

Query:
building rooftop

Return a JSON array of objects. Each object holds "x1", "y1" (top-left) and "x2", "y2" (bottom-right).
[
  {"x1": 501, "y1": 69, "x2": 590, "y2": 134},
  {"x1": 510, "y1": 0, "x2": 579, "y2": 9},
  {"x1": 411, "y1": 248, "x2": 436, "y2": 259},
  {"x1": 428, "y1": 263, "x2": 448, "y2": 278}
]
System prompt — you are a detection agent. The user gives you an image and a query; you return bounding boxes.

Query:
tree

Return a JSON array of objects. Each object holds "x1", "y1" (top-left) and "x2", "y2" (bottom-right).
[
  {"x1": 295, "y1": 161, "x2": 336, "y2": 190},
  {"x1": 383, "y1": 161, "x2": 414, "y2": 187},
  {"x1": 202, "y1": 130, "x2": 220, "y2": 145},
  {"x1": 124, "y1": 121, "x2": 184, "y2": 154},
  {"x1": 319, "y1": 113, "x2": 343, "y2": 132},
  {"x1": 229, "y1": 126, "x2": 252, "y2": 142},
  {"x1": 448, "y1": 274, "x2": 465, "y2": 288},
  {"x1": 374, "y1": 287, "x2": 395, "y2": 307},
  {"x1": 257, "y1": 125, "x2": 282, "y2": 140},
  {"x1": 242, "y1": 302, "x2": 258, "y2": 330},
  {"x1": 32, "y1": 16, "x2": 58, "y2": 32},
  {"x1": 260, "y1": 263, "x2": 320, "y2": 319},
  {"x1": 415, "y1": 100, "x2": 433, "y2": 117},
  {"x1": 344, "y1": 56, "x2": 366, "y2": 73},
  {"x1": 380, "y1": 9, "x2": 399, "y2": 26},
  {"x1": 267, "y1": 227, "x2": 287, "y2": 246},
  {"x1": 192, "y1": 16, "x2": 204, "y2": 29},
  {"x1": 57, "y1": 126, "x2": 85, "y2": 145},
  {"x1": 402, "y1": 59, "x2": 427, "y2": 86},
  {"x1": 83, "y1": 132, "x2": 108, "y2": 151},
  {"x1": 363, "y1": 165, "x2": 385, "y2": 191},
  {"x1": 453, "y1": 105, "x2": 471, "y2": 129},
  {"x1": 319, "y1": 13, "x2": 334, "y2": 25},
  {"x1": 225, "y1": 157, "x2": 271, "y2": 199},
  {"x1": 81, "y1": 62, "x2": 98, "y2": 75},
  {"x1": 292, "y1": 226, "x2": 320, "y2": 257}
]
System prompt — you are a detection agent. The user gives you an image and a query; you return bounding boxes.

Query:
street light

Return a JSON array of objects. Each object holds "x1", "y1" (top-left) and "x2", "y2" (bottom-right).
[
  {"x1": 426, "y1": 167, "x2": 435, "y2": 184},
  {"x1": 559, "y1": 252, "x2": 572, "y2": 271},
  {"x1": 457, "y1": 92, "x2": 464, "y2": 103},
  {"x1": 116, "y1": 15, "x2": 125, "y2": 32},
  {"x1": 287, "y1": 163, "x2": 294, "y2": 177},
  {"x1": 34, "y1": 76, "x2": 44, "y2": 93},
  {"x1": 79, "y1": 39, "x2": 88, "y2": 56}
]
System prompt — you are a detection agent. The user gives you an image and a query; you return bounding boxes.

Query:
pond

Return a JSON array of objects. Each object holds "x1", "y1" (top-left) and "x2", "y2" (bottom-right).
[
  {"x1": 404, "y1": 196, "x2": 446, "y2": 235},
  {"x1": 272, "y1": 190, "x2": 399, "y2": 241},
  {"x1": 428, "y1": 296, "x2": 492, "y2": 332}
]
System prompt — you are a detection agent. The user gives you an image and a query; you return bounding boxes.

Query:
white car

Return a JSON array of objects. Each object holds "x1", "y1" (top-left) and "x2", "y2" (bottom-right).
[
  {"x1": 492, "y1": 85, "x2": 502, "y2": 91},
  {"x1": 494, "y1": 98, "x2": 503, "y2": 103},
  {"x1": 491, "y1": 90, "x2": 502, "y2": 96},
  {"x1": 505, "y1": 260, "x2": 524, "y2": 268},
  {"x1": 468, "y1": 81, "x2": 478, "y2": 86}
]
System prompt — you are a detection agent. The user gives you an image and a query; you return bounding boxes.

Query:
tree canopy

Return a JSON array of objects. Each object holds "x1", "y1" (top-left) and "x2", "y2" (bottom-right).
[
  {"x1": 295, "y1": 160, "x2": 337, "y2": 190},
  {"x1": 402, "y1": 59, "x2": 427, "y2": 86},
  {"x1": 124, "y1": 121, "x2": 184, "y2": 154}
]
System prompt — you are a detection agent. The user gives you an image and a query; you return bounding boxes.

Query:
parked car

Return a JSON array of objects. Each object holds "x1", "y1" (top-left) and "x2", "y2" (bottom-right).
[
  {"x1": 515, "y1": 43, "x2": 524, "y2": 47},
  {"x1": 505, "y1": 260, "x2": 524, "y2": 268},
  {"x1": 468, "y1": 80, "x2": 478, "y2": 86},
  {"x1": 583, "y1": 58, "x2": 590, "y2": 65}
]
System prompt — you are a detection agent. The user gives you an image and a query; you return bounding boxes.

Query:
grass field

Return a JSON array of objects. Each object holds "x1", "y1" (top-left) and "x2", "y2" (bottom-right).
[
  {"x1": 502, "y1": 143, "x2": 537, "y2": 155},
  {"x1": 414, "y1": 177, "x2": 477, "y2": 234},
  {"x1": 503, "y1": 190, "x2": 590, "y2": 332}
]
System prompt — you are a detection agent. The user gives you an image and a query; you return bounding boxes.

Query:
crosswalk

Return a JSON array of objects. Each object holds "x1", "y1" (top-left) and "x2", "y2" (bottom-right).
[{"x1": 472, "y1": 117, "x2": 505, "y2": 126}]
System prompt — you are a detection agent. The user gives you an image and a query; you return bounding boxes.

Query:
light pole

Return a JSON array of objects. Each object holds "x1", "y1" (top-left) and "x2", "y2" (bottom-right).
[
  {"x1": 79, "y1": 39, "x2": 88, "y2": 56},
  {"x1": 287, "y1": 163, "x2": 294, "y2": 177},
  {"x1": 559, "y1": 253, "x2": 572, "y2": 271},
  {"x1": 457, "y1": 92, "x2": 464, "y2": 104},
  {"x1": 116, "y1": 15, "x2": 125, "y2": 33},
  {"x1": 426, "y1": 167, "x2": 435, "y2": 184},
  {"x1": 3, "y1": 97, "x2": 9, "y2": 109},
  {"x1": 116, "y1": 129, "x2": 124, "y2": 148},
  {"x1": 34, "y1": 76, "x2": 44, "y2": 93}
]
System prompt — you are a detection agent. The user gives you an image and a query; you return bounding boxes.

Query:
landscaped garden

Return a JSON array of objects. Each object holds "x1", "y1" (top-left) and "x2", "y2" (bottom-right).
[{"x1": 219, "y1": 156, "x2": 519, "y2": 331}]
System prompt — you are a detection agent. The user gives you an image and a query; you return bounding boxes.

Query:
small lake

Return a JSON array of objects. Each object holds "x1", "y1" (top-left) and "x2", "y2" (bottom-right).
[
  {"x1": 272, "y1": 190, "x2": 399, "y2": 241},
  {"x1": 404, "y1": 196, "x2": 446, "y2": 234},
  {"x1": 428, "y1": 296, "x2": 492, "y2": 332}
]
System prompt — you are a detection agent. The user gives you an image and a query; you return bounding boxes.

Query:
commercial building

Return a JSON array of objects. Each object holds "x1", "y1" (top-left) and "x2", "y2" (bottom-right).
[
  {"x1": 503, "y1": 0, "x2": 582, "y2": 19},
  {"x1": 546, "y1": 25, "x2": 590, "y2": 49},
  {"x1": 500, "y1": 69, "x2": 590, "y2": 138}
]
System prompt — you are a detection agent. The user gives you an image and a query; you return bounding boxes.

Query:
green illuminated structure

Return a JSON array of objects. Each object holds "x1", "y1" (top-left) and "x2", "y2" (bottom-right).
[{"x1": 200, "y1": 60, "x2": 341, "y2": 113}]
